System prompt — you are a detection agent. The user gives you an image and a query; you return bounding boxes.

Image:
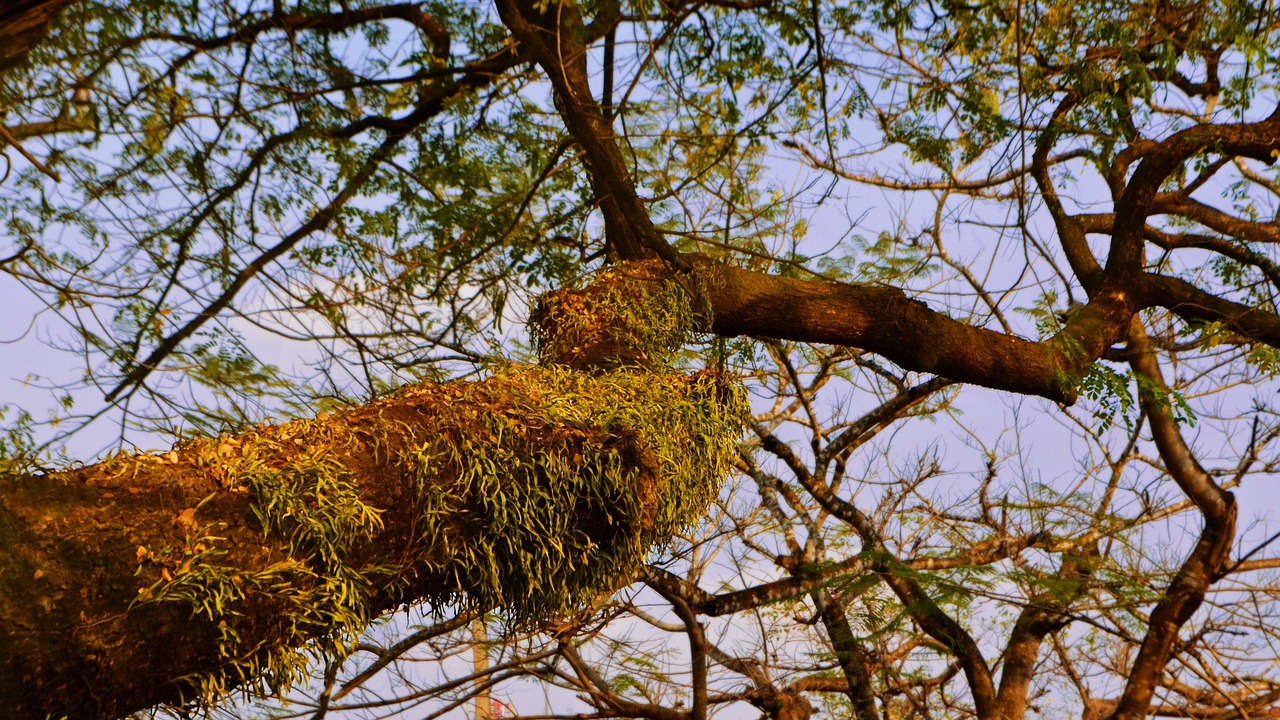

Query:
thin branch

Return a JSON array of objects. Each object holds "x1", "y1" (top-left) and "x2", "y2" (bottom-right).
[{"x1": 0, "y1": 122, "x2": 61, "y2": 181}]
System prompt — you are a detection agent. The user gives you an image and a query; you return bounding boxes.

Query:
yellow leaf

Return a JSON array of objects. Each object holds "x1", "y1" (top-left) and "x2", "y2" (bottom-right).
[{"x1": 174, "y1": 507, "x2": 198, "y2": 531}]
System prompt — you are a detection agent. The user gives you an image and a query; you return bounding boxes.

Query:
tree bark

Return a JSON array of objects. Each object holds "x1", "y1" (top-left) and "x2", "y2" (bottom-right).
[
  {"x1": 0, "y1": 0, "x2": 74, "y2": 71},
  {"x1": 1104, "y1": 322, "x2": 1238, "y2": 720},
  {"x1": 496, "y1": 0, "x2": 1280, "y2": 408},
  {"x1": 0, "y1": 366, "x2": 741, "y2": 720}
]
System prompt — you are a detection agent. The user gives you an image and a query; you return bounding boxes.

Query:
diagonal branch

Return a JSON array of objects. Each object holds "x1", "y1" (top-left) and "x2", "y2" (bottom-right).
[
  {"x1": 0, "y1": 0, "x2": 76, "y2": 71},
  {"x1": 995, "y1": 549, "x2": 1095, "y2": 720},
  {"x1": 0, "y1": 122, "x2": 62, "y2": 181},
  {"x1": 812, "y1": 589, "x2": 880, "y2": 720},
  {"x1": 1105, "y1": 105, "x2": 1280, "y2": 281},
  {"x1": 494, "y1": 0, "x2": 677, "y2": 263},
  {"x1": 105, "y1": 131, "x2": 402, "y2": 402},
  {"x1": 1106, "y1": 320, "x2": 1237, "y2": 720},
  {"x1": 756, "y1": 429, "x2": 1000, "y2": 718},
  {"x1": 103, "y1": 50, "x2": 516, "y2": 401}
]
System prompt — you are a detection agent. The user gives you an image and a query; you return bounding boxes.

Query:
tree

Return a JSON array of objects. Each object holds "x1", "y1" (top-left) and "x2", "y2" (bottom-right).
[
  {"x1": 1, "y1": 0, "x2": 1279, "y2": 718},
  {"x1": 0, "y1": 0, "x2": 76, "y2": 72}
]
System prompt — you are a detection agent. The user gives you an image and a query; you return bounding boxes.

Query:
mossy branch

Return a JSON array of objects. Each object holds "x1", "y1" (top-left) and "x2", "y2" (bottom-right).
[{"x1": 0, "y1": 263, "x2": 745, "y2": 720}]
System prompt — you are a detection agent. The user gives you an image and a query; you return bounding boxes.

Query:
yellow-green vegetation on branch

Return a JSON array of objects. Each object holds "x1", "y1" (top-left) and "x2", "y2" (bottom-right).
[
  {"x1": 403, "y1": 364, "x2": 744, "y2": 618},
  {"x1": 532, "y1": 259, "x2": 709, "y2": 371},
  {"x1": 0, "y1": 265, "x2": 746, "y2": 720}
]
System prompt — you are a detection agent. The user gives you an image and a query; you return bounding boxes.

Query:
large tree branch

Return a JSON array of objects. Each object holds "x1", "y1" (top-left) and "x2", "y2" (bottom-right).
[
  {"x1": 0, "y1": 0, "x2": 75, "y2": 71},
  {"x1": 696, "y1": 259, "x2": 1099, "y2": 404},
  {"x1": 1088, "y1": 688, "x2": 1280, "y2": 720},
  {"x1": 1137, "y1": 273, "x2": 1280, "y2": 346},
  {"x1": 3, "y1": 115, "x2": 95, "y2": 141},
  {"x1": 1105, "y1": 321, "x2": 1237, "y2": 720},
  {"x1": 1152, "y1": 193, "x2": 1280, "y2": 245},
  {"x1": 494, "y1": 0, "x2": 674, "y2": 263},
  {"x1": 1076, "y1": 213, "x2": 1280, "y2": 292},
  {"x1": 1105, "y1": 106, "x2": 1280, "y2": 279},
  {"x1": 1, "y1": 366, "x2": 740, "y2": 720},
  {"x1": 500, "y1": 2, "x2": 1275, "y2": 405},
  {"x1": 684, "y1": 106, "x2": 1280, "y2": 404}
]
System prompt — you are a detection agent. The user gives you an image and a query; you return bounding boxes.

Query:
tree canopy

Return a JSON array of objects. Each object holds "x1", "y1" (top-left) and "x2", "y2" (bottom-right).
[{"x1": 2, "y1": 0, "x2": 1280, "y2": 719}]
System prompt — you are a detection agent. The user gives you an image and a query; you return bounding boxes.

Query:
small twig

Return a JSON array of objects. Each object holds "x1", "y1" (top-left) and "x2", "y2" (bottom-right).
[
  {"x1": 0, "y1": 241, "x2": 34, "y2": 267},
  {"x1": 0, "y1": 123, "x2": 62, "y2": 181},
  {"x1": 1225, "y1": 528, "x2": 1280, "y2": 575}
]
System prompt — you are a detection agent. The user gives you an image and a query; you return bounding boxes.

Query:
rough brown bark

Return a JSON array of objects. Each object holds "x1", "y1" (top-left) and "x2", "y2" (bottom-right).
[
  {"x1": 695, "y1": 259, "x2": 1087, "y2": 402},
  {"x1": 0, "y1": 367, "x2": 737, "y2": 720},
  {"x1": 494, "y1": 0, "x2": 675, "y2": 263},
  {"x1": 2, "y1": 4, "x2": 1278, "y2": 720},
  {"x1": 1103, "y1": 323, "x2": 1238, "y2": 720},
  {"x1": 0, "y1": 0, "x2": 74, "y2": 71},
  {"x1": 994, "y1": 551, "x2": 1093, "y2": 720},
  {"x1": 500, "y1": 0, "x2": 1280, "y2": 410},
  {"x1": 813, "y1": 590, "x2": 880, "y2": 720}
]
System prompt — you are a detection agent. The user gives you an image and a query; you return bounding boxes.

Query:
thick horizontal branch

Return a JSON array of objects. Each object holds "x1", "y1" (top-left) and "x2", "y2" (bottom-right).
[
  {"x1": 694, "y1": 259, "x2": 1096, "y2": 403},
  {"x1": 0, "y1": 0, "x2": 75, "y2": 71},
  {"x1": 1, "y1": 367, "x2": 741, "y2": 720},
  {"x1": 1152, "y1": 194, "x2": 1280, "y2": 245},
  {"x1": 1139, "y1": 273, "x2": 1280, "y2": 346},
  {"x1": 672, "y1": 253, "x2": 1280, "y2": 404}
]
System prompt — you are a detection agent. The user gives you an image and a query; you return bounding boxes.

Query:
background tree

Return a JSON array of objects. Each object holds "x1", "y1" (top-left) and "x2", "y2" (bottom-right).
[{"x1": 2, "y1": 0, "x2": 1280, "y2": 719}]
